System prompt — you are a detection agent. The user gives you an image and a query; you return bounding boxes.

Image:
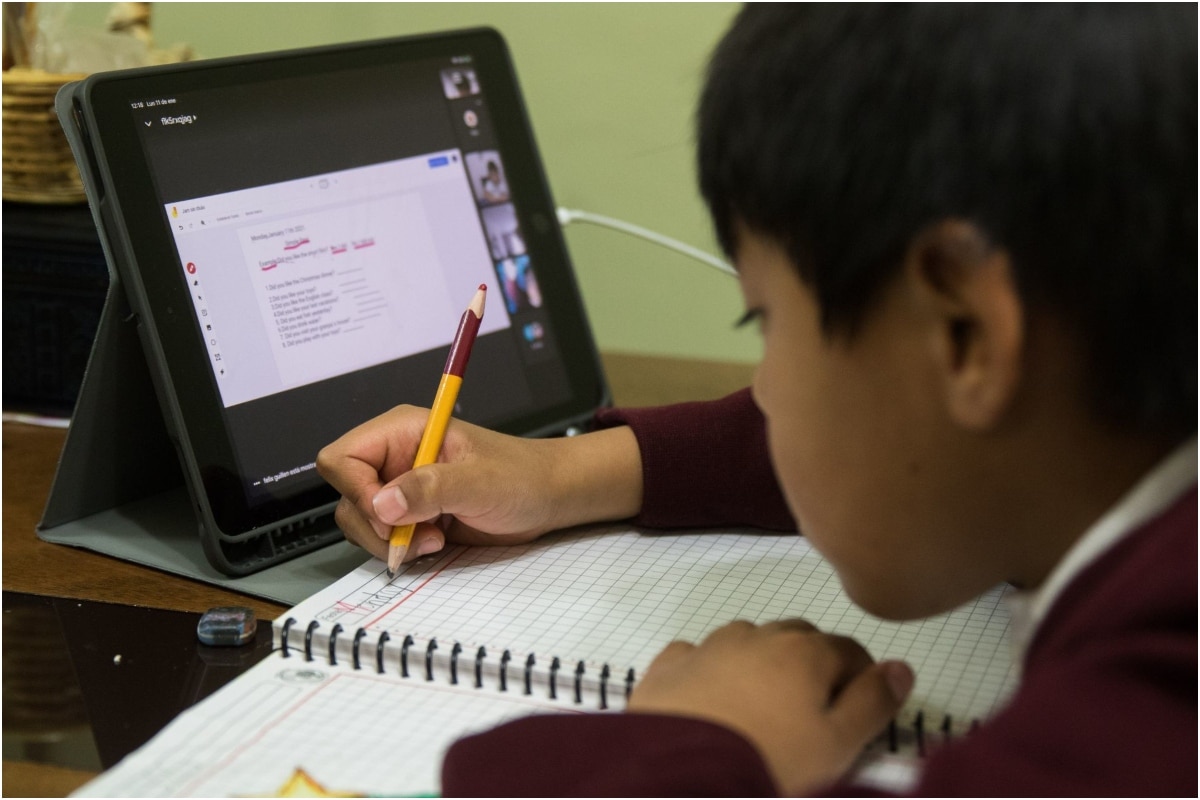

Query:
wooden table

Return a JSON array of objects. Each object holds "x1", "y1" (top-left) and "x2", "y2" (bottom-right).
[{"x1": 2, "y1": 352, "x2": 753, "y2": 796}]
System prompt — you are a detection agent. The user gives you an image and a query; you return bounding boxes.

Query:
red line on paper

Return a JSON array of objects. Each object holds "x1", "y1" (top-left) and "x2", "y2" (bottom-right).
[
  {"x1": 359, "y1": 547, "x2": 470, "y2": 629},
  {"x1": 283, "y1": 238, "x2": 311, "y2": 251},
  {"x1": 178, "y1": 673, "x2": 349, "y2": 795}
]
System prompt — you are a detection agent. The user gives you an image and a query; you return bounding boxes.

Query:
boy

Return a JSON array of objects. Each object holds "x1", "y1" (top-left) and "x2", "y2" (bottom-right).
[{"x1": 316, "y1": 5, "x2": 1195, "y2": 795}]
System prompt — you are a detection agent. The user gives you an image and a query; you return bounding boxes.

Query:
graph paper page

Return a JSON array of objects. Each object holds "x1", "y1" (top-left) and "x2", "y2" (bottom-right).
[
  {"x1": 284, "y1": 525, "x2": 1016, "y2": 725},
  {"x1": 76, "y1": 526, "x2": 1016, "y2": 797},
  {"x1": 73, "y1": 648, "x2": 574, "y2": 797}
]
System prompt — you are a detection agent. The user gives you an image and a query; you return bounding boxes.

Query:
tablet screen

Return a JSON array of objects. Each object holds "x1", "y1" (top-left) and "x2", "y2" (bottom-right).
[{"x1": 74, "y1": 31, "x2": 606, "y2": 541}]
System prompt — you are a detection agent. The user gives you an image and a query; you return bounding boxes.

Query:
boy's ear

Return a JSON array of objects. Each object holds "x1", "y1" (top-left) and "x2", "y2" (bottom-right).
[{"x1": 904, "y1": 220, "x2": 1024, "y2": 430}]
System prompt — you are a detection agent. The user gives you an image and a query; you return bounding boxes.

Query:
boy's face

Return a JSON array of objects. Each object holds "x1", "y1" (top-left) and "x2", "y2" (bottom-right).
[{"x1": 735, "y1": 225, "x2": 1008, "y2": 620}]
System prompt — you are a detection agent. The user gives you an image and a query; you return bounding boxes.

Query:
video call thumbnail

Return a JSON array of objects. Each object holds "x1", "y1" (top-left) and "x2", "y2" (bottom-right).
[
  {"x1": 481, "y1": 202, "x2": 525, "y2": 261},
  {"x1": 440, "y1": 67, "x2": 480, "y2": 99},
  {"x1": 466, "y1": 150, "x2": 510, "y2": 205},
  {"x1": 495, "y1": 254, "x2": 542, "y2": 314}
]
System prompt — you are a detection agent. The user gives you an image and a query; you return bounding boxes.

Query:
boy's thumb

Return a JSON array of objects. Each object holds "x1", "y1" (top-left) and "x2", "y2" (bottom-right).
[
  {"x1": 833, "y1": 660, "x2": 914, "y2": 744},
  {"x1": 372, "y1": 463, "x2": 459, "y2": 525}
]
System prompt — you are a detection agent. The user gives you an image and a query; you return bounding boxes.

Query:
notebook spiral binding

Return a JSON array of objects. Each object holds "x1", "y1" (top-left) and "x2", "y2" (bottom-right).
[
  {"x1": 278, "y1": 617, "x2": 978, "y2": 755},
  {"x1": 277, "y1": 617, "x2": 634, "y2": 712}
]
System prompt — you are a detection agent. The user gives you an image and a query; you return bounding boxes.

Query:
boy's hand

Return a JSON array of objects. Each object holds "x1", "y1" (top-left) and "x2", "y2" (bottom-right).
[
  {"x1": 628, "y1": 620, "x2": 914, "y2": 796},
  {"x1": 316, "y1": 405, "x2": 642, "y2": 564}
]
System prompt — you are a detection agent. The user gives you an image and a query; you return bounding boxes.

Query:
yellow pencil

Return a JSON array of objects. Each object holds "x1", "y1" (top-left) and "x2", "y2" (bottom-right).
[{"x1": 387, "y1": 284, "x2": 487, "y2": 577}]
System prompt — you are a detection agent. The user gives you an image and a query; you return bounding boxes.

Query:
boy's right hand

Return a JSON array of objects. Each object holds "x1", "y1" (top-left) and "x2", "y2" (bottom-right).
[
  {"x1": 316, "y1": 405, "x2": 643, "y2": 564},
  {"x1": 628, "y1": 619, "x2": 914, "y2": 795}
]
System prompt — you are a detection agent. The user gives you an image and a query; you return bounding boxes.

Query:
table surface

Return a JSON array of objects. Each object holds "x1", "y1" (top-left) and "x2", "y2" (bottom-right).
[{"x1": 2, "y1": 351, "x2": 753, "y2": 796}]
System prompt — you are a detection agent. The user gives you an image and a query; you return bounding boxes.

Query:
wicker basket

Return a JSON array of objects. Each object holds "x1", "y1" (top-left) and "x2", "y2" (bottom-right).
[{"x1": 2, "y1": 67, "x2": 89, "y2": 204}]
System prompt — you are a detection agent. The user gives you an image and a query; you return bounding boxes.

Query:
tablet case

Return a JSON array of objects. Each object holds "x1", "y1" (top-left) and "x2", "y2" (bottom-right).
[{"x1": 37, "y1": 41, "x2": 604, "y2": 603}]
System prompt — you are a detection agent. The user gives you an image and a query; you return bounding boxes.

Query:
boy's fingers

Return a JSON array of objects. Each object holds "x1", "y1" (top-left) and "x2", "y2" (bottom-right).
[
  {"x1": 316, "y1": 404, "x2": 432, "y2": 503},
  {"x1": 759, "y1": 618, "x2": 819, "y2": 634},
  {"x1": 830, "y1": 660, "x2": 914, "y2": 746},
  {"x1": 334, "y1": 496, "x2": 389, "y2": 540},
  {"x1": 316, "y1": 433, "x2": 397, "y2": 502},
  {"x1": 334, "y1": 498, "x2": 389, "y2": 560},
  {"x1": 374, "y1": 463, "x2": 472, "y2": 526},
  {"x1": 406, "y1": 524, "x2": 447, "y2": 562},
  {"x1": 655, "y1": 639, "x2": 697, "y2": 665}
]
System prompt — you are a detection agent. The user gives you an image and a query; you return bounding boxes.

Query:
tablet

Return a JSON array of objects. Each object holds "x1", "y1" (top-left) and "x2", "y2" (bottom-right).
[{"x1": 57, "y1": 28, "x2": 609, "y2": 574}]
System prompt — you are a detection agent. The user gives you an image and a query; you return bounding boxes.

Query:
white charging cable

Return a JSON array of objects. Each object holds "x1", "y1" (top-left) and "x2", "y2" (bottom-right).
[{"x1": 555, "y1": 207, "x2": 736, "y2": 277}]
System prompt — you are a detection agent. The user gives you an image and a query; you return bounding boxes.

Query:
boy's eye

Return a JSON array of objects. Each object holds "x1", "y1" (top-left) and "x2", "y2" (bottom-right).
[{"x1": 734, "y1": 307, "x2": 764, "y2": 330}]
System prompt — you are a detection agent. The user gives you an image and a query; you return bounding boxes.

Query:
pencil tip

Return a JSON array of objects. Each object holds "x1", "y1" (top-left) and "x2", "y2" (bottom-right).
[
  {"x1": 469, "y1": 285, "x2": 487, "y2": 318},
  {"x1": 387, "y1": 544, "x2": 407, "y2": 577}
]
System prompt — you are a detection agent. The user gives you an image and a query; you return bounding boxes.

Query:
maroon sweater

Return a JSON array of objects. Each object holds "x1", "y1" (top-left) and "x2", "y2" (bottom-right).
[{"x1": 443, "y1": 391, "x2": 1198, "y2": 796}]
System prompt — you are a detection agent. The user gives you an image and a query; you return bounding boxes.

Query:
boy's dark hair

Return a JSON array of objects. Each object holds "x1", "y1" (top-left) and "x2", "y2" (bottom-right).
[{"x1": 698, "y1": 4, "x2": 1196, "y2": 438}]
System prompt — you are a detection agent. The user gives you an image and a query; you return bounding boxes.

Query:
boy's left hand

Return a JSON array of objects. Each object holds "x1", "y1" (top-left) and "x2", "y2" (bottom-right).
[{"x1": 627, "y1": 619, "x2": 914, "y2": 795}]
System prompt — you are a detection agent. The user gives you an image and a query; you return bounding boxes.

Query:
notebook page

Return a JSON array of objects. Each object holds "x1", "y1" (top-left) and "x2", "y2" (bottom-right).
[
  {"x1": 282, "y1": 525, "x2": 1017, "y2": 726},
  {"x1": 72, "y1": 647, "x2": 575, "y2": 797}
]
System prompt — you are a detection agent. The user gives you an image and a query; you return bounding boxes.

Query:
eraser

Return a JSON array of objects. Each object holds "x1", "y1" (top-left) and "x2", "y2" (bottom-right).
[{"x1": 197, "y1": 606, "x2": 257, "y2": 646}]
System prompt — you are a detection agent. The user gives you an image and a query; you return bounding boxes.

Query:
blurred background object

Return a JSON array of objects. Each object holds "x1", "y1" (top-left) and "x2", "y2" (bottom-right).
[
  {"x1": 2, "y1": 64, "x2": 87, "y2": 204},
  {"x1": 2, "y1": 3, "x2": 192, "y2": 417},
  {"x1": 2, "y1": 2, "x2": 193, "y2": 203}
]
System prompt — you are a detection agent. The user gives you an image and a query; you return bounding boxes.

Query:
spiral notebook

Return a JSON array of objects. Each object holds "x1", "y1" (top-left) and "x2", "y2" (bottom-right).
[{"x1": 74, "y1": 526, "x2": 1017, "y2": 797}]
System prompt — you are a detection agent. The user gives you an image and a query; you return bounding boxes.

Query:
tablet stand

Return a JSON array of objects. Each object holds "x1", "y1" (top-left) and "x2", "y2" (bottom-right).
[{"x1": 39, "y1": 276, "x2": 181, "y2": 526}]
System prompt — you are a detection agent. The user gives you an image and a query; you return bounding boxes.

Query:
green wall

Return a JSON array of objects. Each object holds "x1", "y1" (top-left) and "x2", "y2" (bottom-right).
[{"x1": 69, "y1": 2, "x2": 759, "y2": 364}]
